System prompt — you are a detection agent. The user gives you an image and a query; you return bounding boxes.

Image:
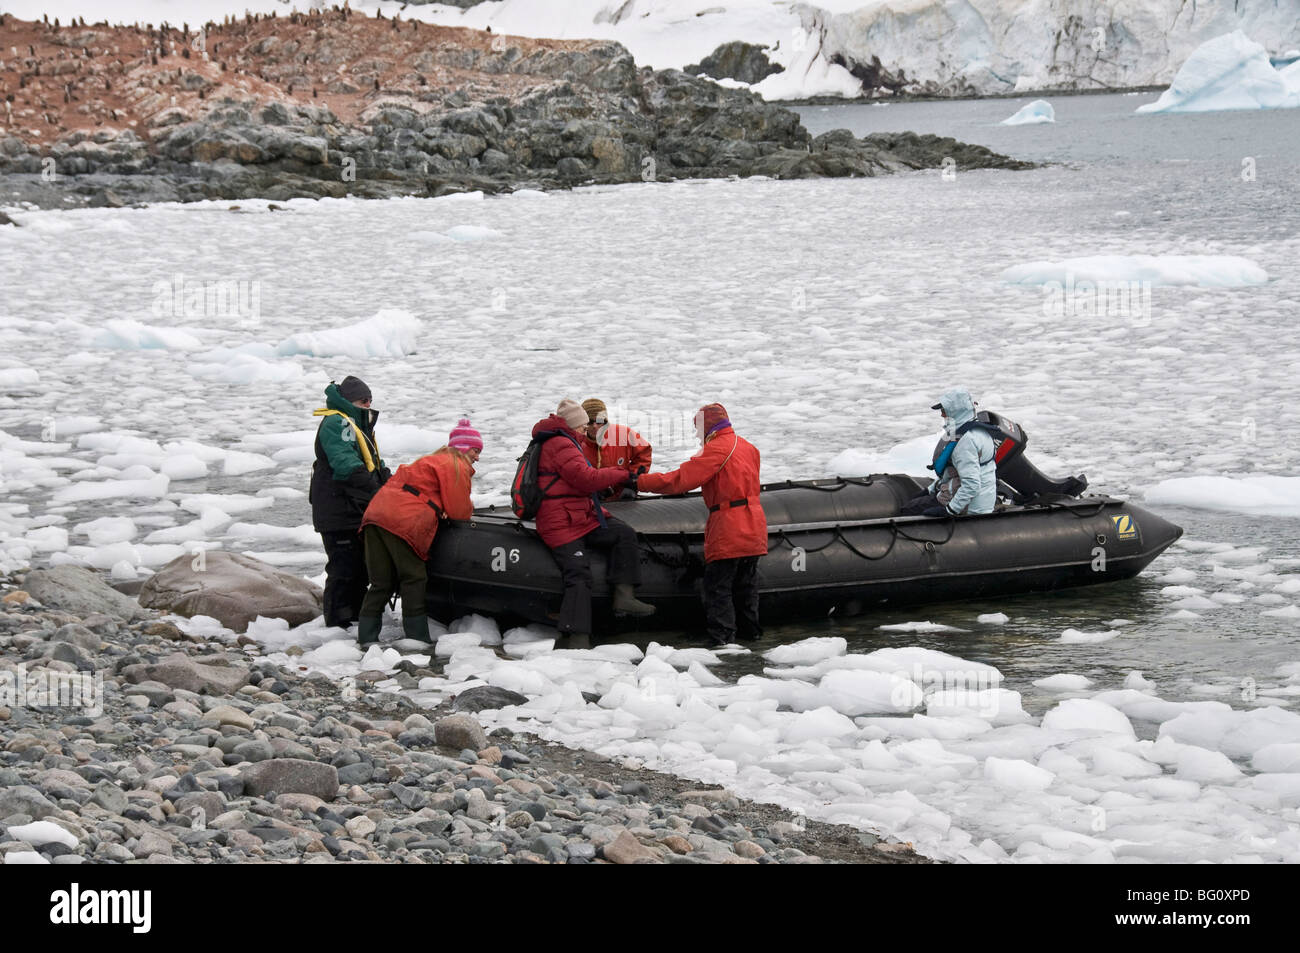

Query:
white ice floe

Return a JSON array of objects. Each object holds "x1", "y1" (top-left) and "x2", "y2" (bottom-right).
[
  {"x1": 1034, "y1": 674, "x2": 1093, "y2": 691},
  {"x1": 1059, "y1": 628, "x2": 1121, "y2": 644},
  {"x1": 1137, "y1": 31, "x2": 1300, "y2": 114},
  {"x1": 276, "y1": 309, "x2": 421, "y2": 360},
  {"x1": 1000, "y1": 99, "x2": 1055, "y2": 125},
  {"x1": 5, "y1": 821, "x2": 78, "y2": 848},
  {"x1": 1145, "y1": 476, "x2": 1300, "y2": 518},
  {"x1": 1000, "y1": 254, "x2": 1267, "y2": 288}
]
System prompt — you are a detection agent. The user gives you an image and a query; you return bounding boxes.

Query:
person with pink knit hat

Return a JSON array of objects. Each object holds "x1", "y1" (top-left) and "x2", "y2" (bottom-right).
[{"x1": 355, "y1": 418, "x2": 482, "y2": 645}]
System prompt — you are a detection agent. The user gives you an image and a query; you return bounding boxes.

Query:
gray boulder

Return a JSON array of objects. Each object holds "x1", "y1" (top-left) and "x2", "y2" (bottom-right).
[
  {"x1": 0, "y1": 785, "x2": 57, "y2": 820},
  {"x1": 452, "y1": 685, "x2": 529, "y2": 714},
  {"x1": 434, "y1": 714, "x2": 489, "y2": 752},
  {"x1": 138, "y1": 551, "x2": 322, "y2": 633},
  {"x1": 240, "y1": 759, "x2": 339, "y2": 802},
  {"x1": 121, "y1": 652, "x2": 249, "y2": 696},
  {"x1": 23, "y1": 566, "x2": 150, "y2": 621}
]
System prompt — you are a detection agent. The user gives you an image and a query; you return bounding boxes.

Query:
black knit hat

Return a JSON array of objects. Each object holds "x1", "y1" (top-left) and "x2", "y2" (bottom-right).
[{"x1": 337, "y1": 376, "x2": 371, "y2": 403}]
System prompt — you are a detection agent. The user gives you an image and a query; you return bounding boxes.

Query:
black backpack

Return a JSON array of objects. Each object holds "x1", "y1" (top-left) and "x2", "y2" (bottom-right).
[{"x1": 510, "y1": 431, "x2": 578, "y2": 519}]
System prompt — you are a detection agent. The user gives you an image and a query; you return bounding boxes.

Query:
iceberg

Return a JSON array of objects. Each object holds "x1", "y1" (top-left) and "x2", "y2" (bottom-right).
[
  {"x1": 1000, "y1": 100, "x2": 1055, "y2": 125},
  {"x1": 1137, "y1": 31, "x2": 1300, "y2": 113}
]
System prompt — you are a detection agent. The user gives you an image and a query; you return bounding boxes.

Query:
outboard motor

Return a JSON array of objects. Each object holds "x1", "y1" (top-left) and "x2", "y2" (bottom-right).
[{"x1": 929, "y1": 410, "x2": 1088, "y2": 504}]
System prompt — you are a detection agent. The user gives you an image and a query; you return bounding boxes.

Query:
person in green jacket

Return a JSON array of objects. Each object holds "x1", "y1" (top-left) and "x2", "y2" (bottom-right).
[{"x1": 309, "y1": 376, "x2": 390, "y2": 629}]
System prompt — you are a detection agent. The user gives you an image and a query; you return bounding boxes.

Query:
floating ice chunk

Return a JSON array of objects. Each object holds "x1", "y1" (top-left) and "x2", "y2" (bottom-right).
[
  {"x1": 189, "y1": 353, "x2": 305, "y2": 385},
  {"x1": 91, "y1": 319, "x2": 203, "y2": 350},
  {"x1": 1124, "y1": 671, "x2": 1157, "y2": 692},
  {"x1": 0, "y1": 366, "x2": 41, "y2": 393},
  {"x1": 446, "y1": 225, "x2": 504, "y2": 242},
  {"x1": 1059, "y1": 628, "x2": 1120, "y2": 644},
  {"x1": 927, "y1": 688, "x2": 1029, "y2": 725},
  {"x1": 1262, "y1": 605, "x2": 1300, "y2": 619},
  {"x1": 1136, "y1": 31, "x2": 1300, "y2": 114},
  {"x1": 1174, "y1": 746, "x2": 1244, "y2": 783},
  {"x1": 1274, "y1": 579, "x2": 1300, "y2": 595},
  {"x1": 825, "y1": 434, "x2": 935, "y2": 479},
  {"x1": 1091, "y1": 747, "x2": 1161, "y2": 778},
  {"x1": 782, "y1": 706, "x2": 858, "y2": 743},
  {"x1": 109, "y1": 560, "x2": 137, "y2": 581},
  {"x1": 977, "y1": 612, "x2": 1009, "y2": 625},
  {"x1": 764, "y1": 636, "x2": 846, "y2": 666},
  {"x1": 1034, "y1": 673, "x2": 1093, "y2": 691},
  {"x1": 1146, "y1": 476, "x2": 1300, "y2": 517},
  {"x1": 984, "y1": 757, "x2": 1054, "y2": 791},
  {"x1": 878, "y1": 621, "x2": 969, "y2": 633},
  {"x1": 52, "y1": 473, "x2": 168, "y2": 503},
  {"x1": 22, "y1": 526, "x2": 67, "y2": 553},
  {"x1": 687, "y1": 661, "x2": 723, "y2": 687},
  {"x1": 276, "y1": 309, "x2": 421, "y2": 359},
  {"x1": 1001, "y1": 99, "x2": 1055, "y2": 125},
  {"x1": 177, "y1": 494, "x2": 273, "y2": 516},
  {"x1": 1161, "y1": 585, "x2": 1204, "y2": 597},
  {"x1": 1171, "y1": 595, "x2": 1220, "y2": 610},
  {"x1": 1252, "y1": 743, "x2": 1300, "y2": 773},
  {"x1": 222, "y1": 451, "x2": 276, "y2": 476},
  {"x1": 818, "y1": 669, "x2": 923, "y2": 716},
  {"x1": 1041, "y1": 698, "x2": 1136, "y2": 737},
  {"x1": 5, "y1": 820, "x2": 77, "y2": 848},
  {"x1": 1157, "y1": 568, "x2": 1198, "y2": 585},
  {"x1": 1001, "y1": 254, "x2": 1267, "y2": 288},
  {"x1": 1165, "y1": 610, "x2": 1202, "y2": 620},
  {"x1": 73, "y1": 516, "x2": 136, "y2": 546},
  {"x1": 1160, "y1": 705, "x2": 1300, "y2": 758}
]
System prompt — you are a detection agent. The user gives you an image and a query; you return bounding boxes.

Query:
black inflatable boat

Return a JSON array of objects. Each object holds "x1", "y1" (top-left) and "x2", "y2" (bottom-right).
[{"x1": 425, "y1": 473, "x2": 1183, "y2": 632}]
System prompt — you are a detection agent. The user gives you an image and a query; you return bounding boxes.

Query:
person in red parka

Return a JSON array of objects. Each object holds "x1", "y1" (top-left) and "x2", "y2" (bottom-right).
[
  {"x1": 579, "y1": 398, "x2": 652, "y2": 500},
  {"x1": 637, "y1": 403, "x2": 766, "y2": 645},
  {"x1": 354, "y1": 418, "x2": 481, "y2": 646},
  {"x1": 534, "y1": 399, "x2": 655, "y2": 638}
]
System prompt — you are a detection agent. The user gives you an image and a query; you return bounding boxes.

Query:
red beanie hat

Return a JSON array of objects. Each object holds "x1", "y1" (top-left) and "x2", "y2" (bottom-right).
[{"x1": 448, "y1": 418, "x2": 483, "y2": 451}]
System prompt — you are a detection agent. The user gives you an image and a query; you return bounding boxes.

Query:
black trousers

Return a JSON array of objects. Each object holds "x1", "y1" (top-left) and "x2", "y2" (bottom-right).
[
  {"x1": 703, "y1": 555, "x2": 762, "y2": 645},
  {"x1": 550, "y1": 518, "x2": 640, "y2": 636},
  {"x1": 321, "y1": 529, "x2": 368, "y2": 628},
  {"x1": 359, "y1": 525, "x2": 427, "y2": 620}
]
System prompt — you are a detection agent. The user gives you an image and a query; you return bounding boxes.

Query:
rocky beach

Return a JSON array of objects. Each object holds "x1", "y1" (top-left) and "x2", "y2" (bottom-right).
[
  {"x1": 0, "y1": 8, "x2": 1030, "y2": 210},
  {"x1": 0, "y1": 566, "x2": 926, "y2": 865}
]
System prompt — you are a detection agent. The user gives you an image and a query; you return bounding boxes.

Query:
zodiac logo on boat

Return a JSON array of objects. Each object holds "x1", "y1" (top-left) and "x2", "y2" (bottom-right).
[{"x1": 1110, "y1": 514, "x2": 1138, "y2": 541}]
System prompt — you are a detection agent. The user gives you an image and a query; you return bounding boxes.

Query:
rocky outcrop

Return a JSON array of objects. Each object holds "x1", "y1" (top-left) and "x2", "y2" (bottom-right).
[
  {"x1": 138, "y1": 552, "x2": 322, "y2": 633},
  {"x1": 0, "y1": 11, "x2": 1033, "y2": 209},
  {"x1": 685, "y1": 42, "x2": 781, "y2": 85},
  {"x1": 22, "y1": 566, "x2": 150, "y2": 621}
]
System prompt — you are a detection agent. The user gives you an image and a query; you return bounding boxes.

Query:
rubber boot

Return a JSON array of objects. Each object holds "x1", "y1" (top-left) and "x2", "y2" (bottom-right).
[
  {"x1": 612, "y1": 583, "x2": 655, "y2": 618},
  {"x1": 356, "y1": 615, "x2": 382, "y2": 647},
  {"x1": 401, "y1": 614, "x2": 432, "y2": 644}
]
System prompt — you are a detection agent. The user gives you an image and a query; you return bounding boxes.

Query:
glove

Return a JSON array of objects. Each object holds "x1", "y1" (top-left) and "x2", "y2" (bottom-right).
[
  {"x1": 377, "y1": 466, "x2": 392, "y2": 487},
  {"x1": 617, "y1": 486, "x2": 638, "y2": 501},
  {"x1": 921, "y1": 505, "x2": 949, "y2": 518},
  {"x1": 343, "y1": 468, "x2": 380, "y2": 509}
]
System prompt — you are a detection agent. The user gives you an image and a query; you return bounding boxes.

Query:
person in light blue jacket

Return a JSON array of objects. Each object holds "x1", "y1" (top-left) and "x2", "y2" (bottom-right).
[{"x1": 925, "y1": 387, "x2": 997, "y2": 516}]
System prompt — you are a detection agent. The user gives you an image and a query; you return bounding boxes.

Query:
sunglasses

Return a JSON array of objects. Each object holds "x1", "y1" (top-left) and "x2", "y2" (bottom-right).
[{"x1": 588, "y1": 416, "x2": 607, "y2": 425}]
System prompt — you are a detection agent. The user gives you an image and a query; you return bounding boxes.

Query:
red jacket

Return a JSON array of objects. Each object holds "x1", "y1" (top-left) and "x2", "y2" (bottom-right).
[
  {"x1": 532, "y1": 415, "x2": 629, "y2": 548},
  {"x1": 361, "y1": 450, "x2": 474, "y2": 559},
  {"x1": 638, "y1": 427, "x2": 767, "y2": 562},
  {"x1": 581, "y1": 423, "x2": 653, "y2": 474}
]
